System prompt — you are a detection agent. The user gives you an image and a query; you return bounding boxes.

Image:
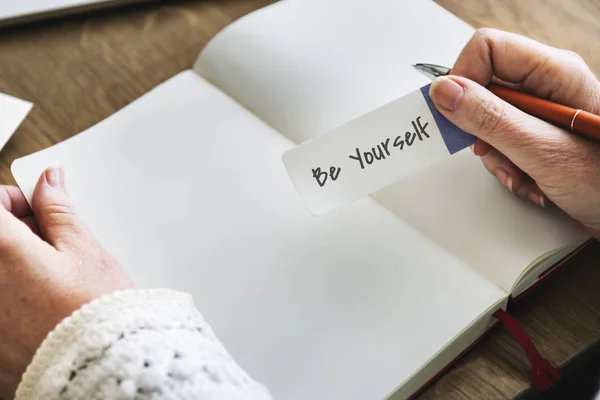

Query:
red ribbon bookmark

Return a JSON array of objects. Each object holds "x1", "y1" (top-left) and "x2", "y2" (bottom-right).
[{"x1": 493, "y1": 309, "x2": 560, "y2": 391}]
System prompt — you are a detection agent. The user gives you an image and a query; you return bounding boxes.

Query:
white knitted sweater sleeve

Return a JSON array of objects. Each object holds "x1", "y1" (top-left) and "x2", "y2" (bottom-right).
[{"x1": 15, "y1": 288, "x2": 272, "y2": 400}]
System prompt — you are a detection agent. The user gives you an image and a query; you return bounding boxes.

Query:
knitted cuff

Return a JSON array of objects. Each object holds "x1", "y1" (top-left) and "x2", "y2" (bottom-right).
[{"x1": 15, "y1": 288, "x2": 206, "y2": 399}]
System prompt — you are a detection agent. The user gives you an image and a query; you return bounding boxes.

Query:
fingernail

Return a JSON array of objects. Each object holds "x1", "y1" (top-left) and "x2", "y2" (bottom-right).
[
  {"x1": 525, "y1": 191, "x2": 547, "y2": 208},
  {"x1": 527, "y1": 192, "x2": 542, "y2": 207},
  {"x1": 45, "y1": 167, "x2": 65, "y2": 190},
  {"x1": 493, "y1": 167, "x2": 512, "y2": 192},
  {"x1": 429, "y1": 76, "x2": 464, "y2": 111}
]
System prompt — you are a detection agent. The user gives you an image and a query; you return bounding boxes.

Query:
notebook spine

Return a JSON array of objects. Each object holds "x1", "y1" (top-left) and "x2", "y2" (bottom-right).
[
  {"x1": 513, "y1": 239, "x2": 592, "y2": 302},
  {"x1": 493, "y1": 309, "x2": 560, "y2": 391}
]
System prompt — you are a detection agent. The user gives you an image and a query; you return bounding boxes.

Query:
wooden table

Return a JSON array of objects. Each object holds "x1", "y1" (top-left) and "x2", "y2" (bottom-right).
[{"x1": 0, "y1": 0, "x2": 599, "y2": 399}]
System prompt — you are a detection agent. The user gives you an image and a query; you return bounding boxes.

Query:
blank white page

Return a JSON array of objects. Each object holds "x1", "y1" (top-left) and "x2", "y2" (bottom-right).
[
  {"x1": 12, "y1": 71, "x2": 506, "y2": 399},
  {"x1": 194, "y1": 0, "x2": 588, "y2": 292},
  {"x1": 195, "y1": 0, "x2": 475, "y2": 144}
]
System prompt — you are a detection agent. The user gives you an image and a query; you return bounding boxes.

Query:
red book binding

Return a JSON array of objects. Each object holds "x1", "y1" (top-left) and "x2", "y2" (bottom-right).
[{"x1": 409, "y1": 240, "x2": 592, "y2": 399}]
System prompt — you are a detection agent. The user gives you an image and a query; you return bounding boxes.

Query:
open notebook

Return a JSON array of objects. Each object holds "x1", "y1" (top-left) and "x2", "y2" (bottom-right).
[{"x1": 10, "y1": 0, "x2": 590, "y2": 399}]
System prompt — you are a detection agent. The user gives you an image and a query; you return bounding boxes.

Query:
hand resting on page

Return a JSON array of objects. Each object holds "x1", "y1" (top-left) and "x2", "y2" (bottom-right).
[
  {"x1": 429, "y1": 28, "x2": 600, "y2": 239},
  {"x1": 0, "y1": 168, "x2": 133, "y2": 398},
  {"x1": 0, "y1": 168, "x2": 271, "y2": 399}
]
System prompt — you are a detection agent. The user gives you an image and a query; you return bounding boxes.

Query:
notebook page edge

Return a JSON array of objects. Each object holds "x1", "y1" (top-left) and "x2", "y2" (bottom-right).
[{"x1": 387, "y1": 296, "x2": 509, "y2": 399}]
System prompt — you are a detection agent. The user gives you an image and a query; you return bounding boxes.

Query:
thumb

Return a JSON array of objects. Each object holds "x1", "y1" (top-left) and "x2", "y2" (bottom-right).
[
  {"x1": 32, "y1": 167, "x2": 88, "y2": 251},
  {"x1": 428, "y1": 75, "x2": 575, "y2": 175}
]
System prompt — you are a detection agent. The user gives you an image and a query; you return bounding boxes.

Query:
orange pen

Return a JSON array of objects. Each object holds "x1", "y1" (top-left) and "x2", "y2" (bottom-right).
[{"x1": 413, "y1": 63, "x2": 600, "y2": 142}]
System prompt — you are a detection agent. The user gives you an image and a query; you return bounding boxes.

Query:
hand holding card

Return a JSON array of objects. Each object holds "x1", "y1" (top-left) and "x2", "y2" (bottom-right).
[{"x1": 282, "y1": 84, "x2": 475, "y2": 215}]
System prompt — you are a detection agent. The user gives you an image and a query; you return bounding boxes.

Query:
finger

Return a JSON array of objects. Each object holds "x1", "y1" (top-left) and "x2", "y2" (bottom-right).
[
  {"x1": 0, "y1": 207, "x2": 38, "y2": 252},
  {"x1": 0, "y1": 186, "x2": 32, "y2": 218},
  {"x1": 478, "y1": 146, "x2": 546, "y2": 207},
  {"x1": 31, "y1": 167, "x2": 90, "y2": 252},
  {"x1": 451, "y1": 28, "x2": 600, "y2": 113},
  {"x1": 429, "y1": 75, "x2": 591, "y2": 177},
  {"x1": 471, "y1": 138, "x2": 492, "y2": 157},
  {"x1": 20, "y1": 216, "x2": 41, "y2": 236},
  {"x1": 490, "y1": 76, "x2": 520, "y2": 90}
]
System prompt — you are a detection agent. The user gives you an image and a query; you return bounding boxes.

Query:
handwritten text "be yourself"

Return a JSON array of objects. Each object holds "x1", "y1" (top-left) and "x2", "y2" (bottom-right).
[{"x1": 349, "y1": 116, "x2": 430, "y2": 169}]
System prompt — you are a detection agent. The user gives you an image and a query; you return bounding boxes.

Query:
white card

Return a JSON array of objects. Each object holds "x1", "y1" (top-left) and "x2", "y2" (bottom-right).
[
  {"x1": 0, "y1": 92, "x2": 32, "y2": 150},
  {"x1": 282, "y1": 84, "x2": 475, "y2": 215}
]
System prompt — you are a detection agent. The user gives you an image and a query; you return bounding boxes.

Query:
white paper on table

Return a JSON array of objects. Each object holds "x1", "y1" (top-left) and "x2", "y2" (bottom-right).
[{"x1": 0, "y1": 92, "x2": 32, "y2": 150}]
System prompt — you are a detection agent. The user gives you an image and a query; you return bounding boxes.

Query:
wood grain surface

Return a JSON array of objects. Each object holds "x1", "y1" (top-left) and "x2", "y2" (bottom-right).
[{"x1": 0, "y1": 1, "x2": 599, "y2": 399}]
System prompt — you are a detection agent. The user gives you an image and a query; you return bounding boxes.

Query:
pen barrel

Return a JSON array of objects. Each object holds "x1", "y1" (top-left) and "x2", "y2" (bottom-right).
[
  {"x1": 487, "y1": 83, "x2": 600, "y2": 141},
  {"x1": 572, "y1": 111, "x2": 600, "y2": 141}
]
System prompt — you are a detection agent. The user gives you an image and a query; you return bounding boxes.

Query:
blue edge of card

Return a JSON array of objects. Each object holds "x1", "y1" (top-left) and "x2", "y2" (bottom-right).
[{"x1": 420, "y1": 84, "x2": 476, "y2": 154}]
